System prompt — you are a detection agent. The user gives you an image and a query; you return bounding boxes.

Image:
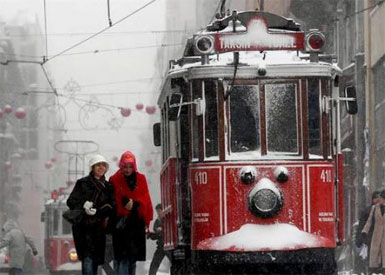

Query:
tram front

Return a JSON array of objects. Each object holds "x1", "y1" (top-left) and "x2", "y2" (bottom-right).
[{"x1": 155, "y1": 10, "x2": 357, "y2": 275}]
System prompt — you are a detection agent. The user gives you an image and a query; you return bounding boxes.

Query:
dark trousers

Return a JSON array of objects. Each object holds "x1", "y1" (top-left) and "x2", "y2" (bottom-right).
[
  {"x1": 115, "y1": 258, "x2": 136, "y2": 275},
  {"x1": 82, "y1": 257, "x2": 98, "y2": 275},
  {"x1": 149, "y1": 247, "x2": 170, "y2": 275}
]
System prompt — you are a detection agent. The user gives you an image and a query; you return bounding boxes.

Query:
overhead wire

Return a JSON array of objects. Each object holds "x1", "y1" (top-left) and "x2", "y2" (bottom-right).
[
  {"x1": 0, "y1": 76, "x2": 162, "y2": 90},
  {"x1": 6, "y1": 29, "x2": 196, "y2": 38},
  {"x1": 3, "y1": 42, "x2": 183, "y2": 60},
  {"x1": 344, "y1": 0, "x2": 384, "y2": 19},
  {"x1": 333, "y1": 0, "x2": 385, "y2": 22},
  {"x1": 55, "y1": 43, "x2": 183, "y2": 57},
  {"x1": 44, "y1": 0, "x2": 160, "y2": 63}
]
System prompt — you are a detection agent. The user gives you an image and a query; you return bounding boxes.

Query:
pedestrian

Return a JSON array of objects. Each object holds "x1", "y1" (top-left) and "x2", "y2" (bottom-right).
[
  {"x1": 355, "y1": 190, "x2": 381, "y2": 274},
  {"x1": 67, "y1": 154, "x2": 115, "y2": 275},
  {"x1": 362, "y1": 189, "x2": 385, "y2": 274},
  {"x1": 148, "y1": 203, "x2": 170, "y2": 275},
  {"x1": 0, "y1": 219, "x2": 38, "y2": 275},
  {"x1": 109, "y1": 151, "x2": 153, "y2": 275}
]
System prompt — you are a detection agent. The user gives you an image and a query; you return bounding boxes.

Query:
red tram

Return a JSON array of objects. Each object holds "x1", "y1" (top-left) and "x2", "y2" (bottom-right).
[
  {"x1": 153, "y1": 10, "x2": 357, "y2": 275},
  {"x1": 42, "y1": 192, "x2": 81, "y2": 274}
]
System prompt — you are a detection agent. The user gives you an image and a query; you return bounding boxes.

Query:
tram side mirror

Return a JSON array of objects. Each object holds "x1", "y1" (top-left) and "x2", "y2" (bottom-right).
[
  {"x1": 40, "y1": 211, "x2": 45, "y2": 223},
  {"x1": 344, "y1": 86, "x2": 358, "y2": 115},
  {"x1": 153, "y1": 123, "x2": 161, "y2": 147},
  {"x1": 169, "y1": 93, "x2": 183, "y2": 121}
]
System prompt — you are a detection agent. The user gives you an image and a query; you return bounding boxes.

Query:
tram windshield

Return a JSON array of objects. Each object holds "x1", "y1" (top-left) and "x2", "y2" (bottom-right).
[
  {"x1": 265, "y1": 83, "x2": 298, "y2": 154},
  {"x1": 229, "y1": 81, "x2": 300, "y2": 159},
  {"x1": 230, "y1": 85, "x2": 260, "y2": 153}
]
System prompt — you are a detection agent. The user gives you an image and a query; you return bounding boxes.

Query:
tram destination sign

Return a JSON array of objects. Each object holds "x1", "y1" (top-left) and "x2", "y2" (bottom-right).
[{"x1": 214, "y1": 17, "x2": 305, "y2": 53}]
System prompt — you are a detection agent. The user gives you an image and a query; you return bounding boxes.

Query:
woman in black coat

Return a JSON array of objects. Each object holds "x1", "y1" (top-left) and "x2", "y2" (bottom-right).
[{"x1": 67, "y1": 154, "x2": 115, "y2": 275}]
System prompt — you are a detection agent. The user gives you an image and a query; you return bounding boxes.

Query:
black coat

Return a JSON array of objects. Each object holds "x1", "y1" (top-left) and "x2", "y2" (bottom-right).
[
  {"x1": 67, "y1": 174, "x2": 115, "y2": 265},
  {"x1": 112, "y1": 205, "x2": 147, "y2": 261}
]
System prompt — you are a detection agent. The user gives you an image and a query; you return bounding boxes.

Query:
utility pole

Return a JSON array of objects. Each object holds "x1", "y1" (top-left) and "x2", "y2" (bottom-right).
[{"x1": 364, "y1": 0, "x2": 375, "y2": 192}]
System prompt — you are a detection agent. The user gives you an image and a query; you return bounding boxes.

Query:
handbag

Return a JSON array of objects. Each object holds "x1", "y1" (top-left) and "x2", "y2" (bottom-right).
[{"x1": 63, "y1": 209, "x2": 84, "y2": 225}]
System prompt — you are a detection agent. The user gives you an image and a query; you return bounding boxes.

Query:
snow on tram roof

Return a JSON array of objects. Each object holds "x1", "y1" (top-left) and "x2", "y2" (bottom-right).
[
  {"x1": 172, "y1": 50, "x2": 329, "y2": 70},
  {"x1": 45, "y1": 194, "x2": 69, "y2": 206},
  {"x1": 158, "y1": 50, "x2": 340, "y2": 105}
]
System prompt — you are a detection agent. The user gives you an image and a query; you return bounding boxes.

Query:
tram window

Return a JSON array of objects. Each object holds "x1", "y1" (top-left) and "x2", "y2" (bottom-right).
[
  {"x1": 308, "y1": 78, "x2": 321, "y2": 156},
  {"x1": 62, "y1": 212, "x2": 72, "y2": 235},
  {"x1": 161, "y1": 105, "x2": 170, "y2": 163},
  {"x1": 265, "y1": 83, "x2": 298, "y2": 154},
  {"x1": 230, "y1": 85, "x2": 260, "y2": 153},
  {"x1": 204, "y1": 80, "x2": 218, "y2": 158},
  {"x1": 192, "y1": 81, "x2": 202, "y2": 160},
  {"x1": 53, "y1": 209, "x2": 59, "y2": 236}
]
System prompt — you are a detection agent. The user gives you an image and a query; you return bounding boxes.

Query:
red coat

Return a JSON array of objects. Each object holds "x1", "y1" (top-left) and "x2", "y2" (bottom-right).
[{"x1": 109, "y1": 170, "x2": 153, "y2": 227}]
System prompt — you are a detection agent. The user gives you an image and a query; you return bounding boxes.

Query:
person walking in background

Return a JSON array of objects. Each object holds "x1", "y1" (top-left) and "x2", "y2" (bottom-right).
[
  {"x1": 148, "y1": 203, "x2": 170, "y2": 275},
  {"x1": 0, "y1": 219, "x2": 38, "y2": 275},
  {"x1": 67, "y1": 154, "x2": 115, "y2": 275},
  {"x1": 361, "y1": 189, "x2": 385, "y2": 274},
  {"x1": 110, "y1": 151, "x2": 153, "y2": 275},
  {"x1": 355, "y1": 190, "x2": 381, "y2": 274}
]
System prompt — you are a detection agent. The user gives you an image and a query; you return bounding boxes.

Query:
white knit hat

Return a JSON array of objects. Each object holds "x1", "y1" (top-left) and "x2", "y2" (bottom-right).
[{"x1": 89, "y1": 154, "x2": 109, "y2": 172}]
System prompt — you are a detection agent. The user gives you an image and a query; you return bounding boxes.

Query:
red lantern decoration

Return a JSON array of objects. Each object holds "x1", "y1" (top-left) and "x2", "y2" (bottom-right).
[
  {"x1": 51, "y1": 189, "x2": 59, "y2": 200},
  {"x1": 0, "y1": 109, "x2": 3, "y2": 118},
  {"x1": 14, "y1": 107, "x2": 26, "y2": 119},
  {"x1": 45, "y1": 162, "x2": 53, "y2": 169},
  {"x1": 136, "y1": 103, "x2": 144, "y2": 111},
  {"x1": 145, "y1": 159, "x2": 153, "y2": 167},
  {"x1": 51, "y1": 157, "x2": 57, "y2": 163},
  {"x1": 145, "y1": 106, "x2": 156, "y2": 115},
  {"x1": 120, "y1": 108, "x2": 131, "y2": 117},
  {"x1": 4, "y1": 161, "x2": 11, "y2": 169},
  {"x1": 4, "y1": 105, "x2": 12, "y2": 114}
]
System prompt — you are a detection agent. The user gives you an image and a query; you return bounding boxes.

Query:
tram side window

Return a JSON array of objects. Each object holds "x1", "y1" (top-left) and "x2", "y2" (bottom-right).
[
  {"x1": 308, "y1": 78, "x2": 321, "y2": 156},
  {"x1": 204, "y1": 80, "x2": 218, "y2": 158},
  {"x1": 265, "y1": 83, "x2": 298, "y2": 154},
  {"x1": 161, "y1": 105, "x2": 170, "y2": 163},
  {"x1": 62, "y1": 211, "x2": 72, "y2": 235},
  {"x1": 191, "y1": 81, "x2": 202, "y2": 160},
  {"x1": 53, "y1": 209, "x2": 59, "y2": 236},
  {"x1": 230, "y1": 86, "x2": 260, "y2": 153}
]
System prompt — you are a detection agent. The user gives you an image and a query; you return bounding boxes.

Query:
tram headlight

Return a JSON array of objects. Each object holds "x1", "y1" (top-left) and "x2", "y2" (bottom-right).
[
  {"x1": 194, "y1": 35, "x2": 215, "y2": 55},
  {"x1": 240, "y1": 166, "x2": 257, "y2": 184},
  {"x1": 68, "y1": 249, "x2": 78, "y2": 262},
  {"x1": 273, "y1": 166, "x2": 289, "y2": 183},
  {"x1": 248, "y1": 178, "x2": 283, "y2": 218}
]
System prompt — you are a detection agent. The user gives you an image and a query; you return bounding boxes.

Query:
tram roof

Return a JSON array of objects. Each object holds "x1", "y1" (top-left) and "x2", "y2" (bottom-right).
[
  {"x1": 158, "y1": 51, "x2": 341, "y2": 105},
  {"x1": 45, "y1": 194, "x2": 69, "y2": 207}
]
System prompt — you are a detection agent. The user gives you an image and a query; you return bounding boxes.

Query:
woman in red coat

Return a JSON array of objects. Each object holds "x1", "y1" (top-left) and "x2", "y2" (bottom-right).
[{"x1": 109, "y1": 151, "x2": 153, "y2": 275}]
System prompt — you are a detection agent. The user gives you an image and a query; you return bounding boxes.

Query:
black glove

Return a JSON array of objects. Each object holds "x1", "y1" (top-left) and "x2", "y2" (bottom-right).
[{"x1": 116, "y1": 216, "x2": 127, "y2": 231}]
